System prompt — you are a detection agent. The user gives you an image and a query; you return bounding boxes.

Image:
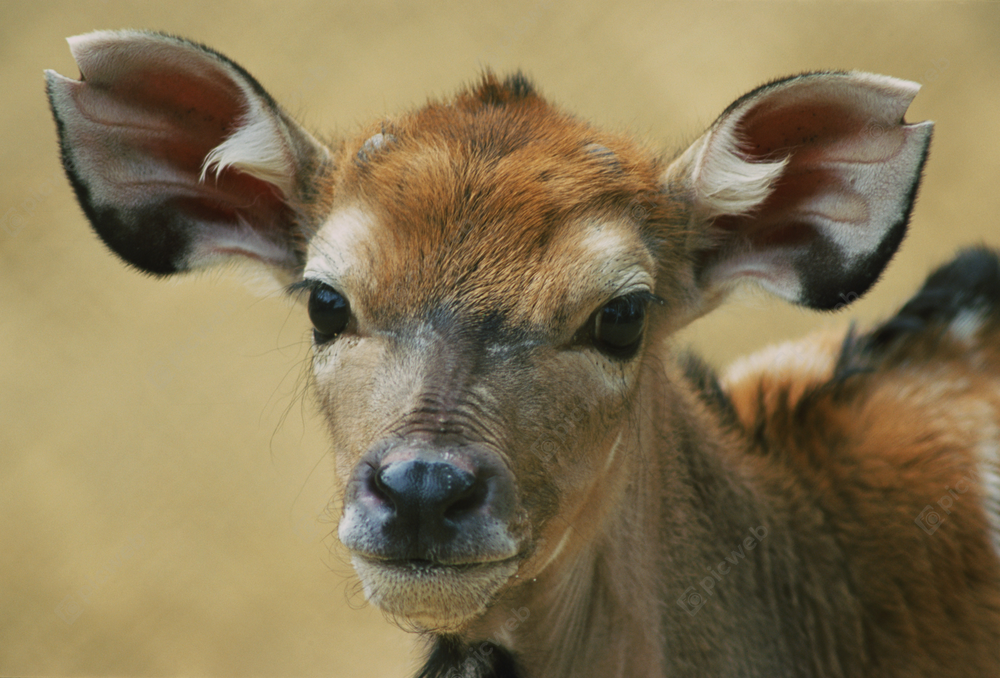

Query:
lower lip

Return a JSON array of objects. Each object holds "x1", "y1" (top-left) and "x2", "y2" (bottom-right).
[{"x1": 351, "y1": 555, "x2": 520, "y2": 631}]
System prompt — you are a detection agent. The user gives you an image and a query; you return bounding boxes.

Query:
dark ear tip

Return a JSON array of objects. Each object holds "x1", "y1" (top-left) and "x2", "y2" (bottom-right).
[
  {"x1": 56, "y1": 167, "x2": 189, "y2": 275},
  {"x1": 805, "y1": 287, "x2": 872, "y2": 313},
  {"x1": 801, "y1": 263, "x2": 886, "y2": 312},
  {"x1": 49, "y1": 85, "x2": 191, "y2": 276},
  {"x1": 86, "y1": 205, "x2": 190, "y2": 275},
  {"x1": 800, "y1": 212, "x2": 910, "y2": 312}
]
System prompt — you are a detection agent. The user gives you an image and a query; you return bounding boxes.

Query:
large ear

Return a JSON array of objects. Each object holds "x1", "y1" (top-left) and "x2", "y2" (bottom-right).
[
  {"x1": 45, "y1": 30, "x2": 330, "y2": 277},
  {"x1": 666, "y1": 71, "x2": 933, "y2": 311}
]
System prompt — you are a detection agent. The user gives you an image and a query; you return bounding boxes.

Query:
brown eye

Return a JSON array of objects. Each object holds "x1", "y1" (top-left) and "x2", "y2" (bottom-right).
[
  {"x1": 308, "y1": 284, "x2": 350, "y2": 342},
  {"x1": 593, "y1": 294, "x2": 648, "y2": 358}
]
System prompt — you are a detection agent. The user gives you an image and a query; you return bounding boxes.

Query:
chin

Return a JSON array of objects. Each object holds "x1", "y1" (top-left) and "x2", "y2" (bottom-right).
[{"x1": 352, "y1": 555, "x2": 520, "y2": 633}]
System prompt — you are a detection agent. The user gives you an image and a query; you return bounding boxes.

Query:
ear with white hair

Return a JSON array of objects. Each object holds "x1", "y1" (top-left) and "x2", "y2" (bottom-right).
[
  {"x1": 46, "y1": 30, "x2": 330, "y2": 278},
  {"x1": 667, "y1": 71, "x2": 933, "y2": 311}
]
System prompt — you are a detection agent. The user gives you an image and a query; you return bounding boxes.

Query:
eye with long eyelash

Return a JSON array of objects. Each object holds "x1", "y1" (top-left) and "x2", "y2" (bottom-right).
[
  {"x1": 289, "y1": 280, "x2": 351, "y2": 343},
  {"x1": 591, "y1": 291, "x2": 662, "y2": 359}
]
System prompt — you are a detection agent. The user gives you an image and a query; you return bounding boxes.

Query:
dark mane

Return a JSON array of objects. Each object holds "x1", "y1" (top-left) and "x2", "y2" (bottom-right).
[{"x1": 415, "y1": 636, "x2": 523, "y2": 678}]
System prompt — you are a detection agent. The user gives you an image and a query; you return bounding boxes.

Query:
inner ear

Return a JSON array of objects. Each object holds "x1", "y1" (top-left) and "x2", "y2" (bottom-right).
[
  {"x1": 46, "y1": 30, "x2": 329, "y2": 277},
  {"x1": 669, "y1": 72, "x2": 933, "y2": 311}
]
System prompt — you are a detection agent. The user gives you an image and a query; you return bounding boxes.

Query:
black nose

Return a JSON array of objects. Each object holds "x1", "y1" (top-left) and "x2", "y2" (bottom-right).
[
  {"x1": 373, "y1": 460, "x2": 486, "y2": 536},
  {"x1": 341, "y1": 444, "x2": 517, "y2": 564}
]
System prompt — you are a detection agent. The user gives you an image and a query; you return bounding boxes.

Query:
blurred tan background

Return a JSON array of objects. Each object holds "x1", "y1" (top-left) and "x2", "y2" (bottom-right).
[{"x1": 2, "y1": 1, "x2": 998, "y2": 676}]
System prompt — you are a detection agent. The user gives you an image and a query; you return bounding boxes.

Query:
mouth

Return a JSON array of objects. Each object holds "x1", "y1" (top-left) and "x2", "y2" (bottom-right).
[
  {"x1": 351, "y1": 554, "x2": 520, "y2": 632},
  {"x1": 362, "y1": 554, "x2": 518, "y2": 571}
]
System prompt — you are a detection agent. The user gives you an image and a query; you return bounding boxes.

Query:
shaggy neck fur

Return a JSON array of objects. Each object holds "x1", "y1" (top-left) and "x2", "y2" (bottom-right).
[{"x1": 418, "y1": 352, "x2": 869, "y2": 678}]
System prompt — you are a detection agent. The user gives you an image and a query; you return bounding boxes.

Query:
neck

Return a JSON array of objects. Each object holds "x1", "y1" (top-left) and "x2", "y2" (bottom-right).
[{"x1": 427, "y1": 354, "x2": 854, "y2": 677}]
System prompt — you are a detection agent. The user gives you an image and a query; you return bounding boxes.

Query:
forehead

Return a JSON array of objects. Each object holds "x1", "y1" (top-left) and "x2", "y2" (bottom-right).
[
  {"x1": 305, "y1": 74, "x2": 666, "y2": 327},
  {"x1": 306, "y1": 208, "x2": 654, "y2": 326}
]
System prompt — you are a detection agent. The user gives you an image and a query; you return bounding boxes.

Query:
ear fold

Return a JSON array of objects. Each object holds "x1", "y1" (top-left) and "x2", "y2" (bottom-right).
[
  {"x1": 666, "y1": 71, "x2": 933, "y2": 311},
  {"x1": 46, "y1": 30, "x2": 330, "y2": 277}
]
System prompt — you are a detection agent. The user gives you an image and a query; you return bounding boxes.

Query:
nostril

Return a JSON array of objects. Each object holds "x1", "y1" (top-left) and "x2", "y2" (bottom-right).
[
  {"x1": 443, "y1": 478, "x2": 488, "y2": 519},
  {"x1": 368, "y1": 465, "x2": 392, "y2": 505}
]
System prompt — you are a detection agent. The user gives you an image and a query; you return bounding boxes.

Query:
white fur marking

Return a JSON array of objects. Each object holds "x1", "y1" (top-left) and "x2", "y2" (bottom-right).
[
  {"x1": 975, "y1": 437, "x2": 1000, "y2": 559},
  {"x1": 574, "y1": 222, "x2": 655, "y2": 299},
  {"x1": 537, "y1": 527, "x2": 575, "y2": 575},
  {"x1": 304, "y1": 206, "x2": 376, "y2": 282},
  {"x1": 487, "y1": 340, "x2": 544, "y2": 356},
  {"x1": 949, "y1": 308, "x2": 986, "y2": 346},
  {"x1": 692, "y1": 127, "x2": 788, "y2": 219},
  {"x1": 723, "y1": 337, "x2": 835, "y2": 389},
  {"x1": 202, "y1": 112, "x2": 294, "y2": 196},
  {"x1": 603, "y1": 431, "x2": 625, "y2": 473}
]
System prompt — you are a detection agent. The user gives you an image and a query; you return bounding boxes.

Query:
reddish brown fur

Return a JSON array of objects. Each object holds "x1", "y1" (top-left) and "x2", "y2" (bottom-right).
[
  {"x1": 722, "y1": 318, "x2": 1000, "y2": 674},
  {"x1": 311, "y1": 75, "x2": 691, "y2": 327}
]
